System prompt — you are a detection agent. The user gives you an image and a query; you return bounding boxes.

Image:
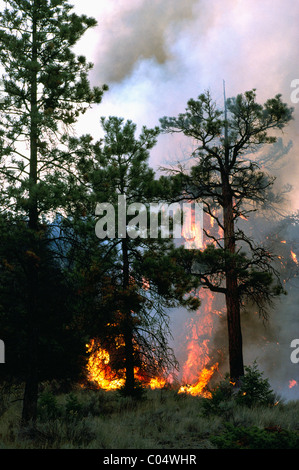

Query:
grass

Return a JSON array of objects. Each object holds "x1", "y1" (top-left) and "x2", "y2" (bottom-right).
[{"x1": 0, "y1": 381, "x2": 299, "y2": 449}]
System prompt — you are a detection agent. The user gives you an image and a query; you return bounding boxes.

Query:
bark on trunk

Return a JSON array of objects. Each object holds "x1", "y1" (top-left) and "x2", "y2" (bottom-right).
[
  {"x1": 121, "y1": 238, "x2": 136, "y2": 395},
  {"x1": 222, "y1": 174, "x2": 244, "y2": 383},
  {"x1": 22, "y1": 1, "x2": 39, "y2": 424}
]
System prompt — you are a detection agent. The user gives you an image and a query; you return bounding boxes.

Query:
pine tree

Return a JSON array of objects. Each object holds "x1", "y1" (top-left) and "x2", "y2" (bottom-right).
[
  {"x1": 72, "y1": 116, "x2": 200, "y2": 396},
  {"x1": 160, "y1": 89, "x2": 293, "y2": 383},
  {"x1": 0, "y1": 0, "x2": 107, "y2": 423}
]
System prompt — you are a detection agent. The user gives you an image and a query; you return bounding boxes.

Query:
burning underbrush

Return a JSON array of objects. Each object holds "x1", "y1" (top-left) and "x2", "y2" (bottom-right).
[
  {"x1": 83, "y1": 212, "x2": 299, "y2": 400},
  {"x1": 85, "y1": 338, "x2": 168, "y2": 392},
  {"x1": 83, "y1": 285, "x2": 224, "y2": 398}
]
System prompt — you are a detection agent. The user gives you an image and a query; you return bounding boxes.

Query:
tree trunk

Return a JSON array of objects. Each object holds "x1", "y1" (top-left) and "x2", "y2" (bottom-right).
[
  {"x1": 222, "y1": 175, "x2": 244, "y2": 384},
  {"x1": 22, "y1": 1, "x2": 39, "y2": 424},
  {"x1": 225, "y1": 269, "x2": 244, "y2": 383},
  {"x1": 121, "y1": 238, "x2": 136, "y2": 395}
]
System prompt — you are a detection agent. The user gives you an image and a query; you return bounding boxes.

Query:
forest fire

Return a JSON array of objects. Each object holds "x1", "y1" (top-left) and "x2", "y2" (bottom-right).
[
  {"x1": 84, "y1": 212, "x2": 296, "y2": 397},
  {"x1": 84, "y1": 212, "x2": 221, "y2": 397},
  {"x1": 85, "y1": 339, "x2": 167, "y2": 391},
  {"x1": 178, "y1": 363, "x2": 219, "y2": 398}
]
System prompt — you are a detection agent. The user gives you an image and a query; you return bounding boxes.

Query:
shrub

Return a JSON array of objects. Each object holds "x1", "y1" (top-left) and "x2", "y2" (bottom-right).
[
  {"x1": 201, "y1": 362, "x2": 276, "y2": 417},
  {"x1": 38, "y1": 391, "x2": 61, "y2": 421},
  {"x1": 211, "y1": 423, "x2": 299, "y2": 449},
  {"x1": 201, "y1": 377, "x2": 234, "y2": 416},
  {"x1": 236, "y1": 362, "x2": 276, "y2": 407},
  {"x1": 65, "y1": 393, "x2": 83, "y2": 420}
]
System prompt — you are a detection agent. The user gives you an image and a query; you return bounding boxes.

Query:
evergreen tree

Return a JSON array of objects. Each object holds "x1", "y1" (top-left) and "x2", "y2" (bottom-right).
[
  {"x1": 0, "y1": 215, "x2": 84, "y2": 389},
  {"x1": 0, "y1": 0, "x2": 107, "y2": 422},
  {"x1": 160, "y1": 89, "x2": 293, "y2": 383},
  {"x1": 72, "y1": 116, "x2": 200, "y2": 396}
]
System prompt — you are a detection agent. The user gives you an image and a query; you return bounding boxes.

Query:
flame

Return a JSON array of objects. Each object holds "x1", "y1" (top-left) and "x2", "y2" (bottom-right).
[
  {"x1": 86, "y1": 340, "x2": 126, "y2": 390},
  {"x1": 84, "y1": 212, "x2": 221, "y2": 396},
  {"x1": 148, "y1": 377, "x2": 167, "y2": 389},
  {"x1": 291, "y1": 250, "x2": 298, "y2": 264},
  {"x1": 178, "y1": 363, "x2": 219, "y2": 398},
  {"x1": 175, "y1": 212, "x2": 222, "y2": 396},
  {"x1": 85, "y1": 339, "x2": 168, "y2": 391},
  {"x1": 289, "y1": 379, "x2": 297, "y2": 389},
  {"x1": 182, "y1": 203, "x2": 203, "y2": 249}
]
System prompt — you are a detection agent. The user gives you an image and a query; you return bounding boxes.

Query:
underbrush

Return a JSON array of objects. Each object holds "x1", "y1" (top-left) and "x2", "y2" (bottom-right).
[{"x1": 0, "y1": 364, "x2": 298, "y2": 449}]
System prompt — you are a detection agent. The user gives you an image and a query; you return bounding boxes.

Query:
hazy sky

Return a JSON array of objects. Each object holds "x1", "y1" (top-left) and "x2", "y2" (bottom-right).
[{"x1": 69, "y1": 0, "x2": 299, "y2": 211}]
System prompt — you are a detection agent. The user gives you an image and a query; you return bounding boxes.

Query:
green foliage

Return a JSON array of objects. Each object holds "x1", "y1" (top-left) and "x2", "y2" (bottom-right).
[
  {"x1": 0, "y1": 0, "x2": 107, "y2": 219},
  {"x1": 1, "y1": 387, "x2": 299, "y2": 449},
  {"x1": 38, "y1": 391, "x2": 61, "y2": 421},
  {"x1": 118, "y1": 382, "x2": 146, "y2": 401},
  {"x1": 65, "y1": 392, "x2": 83, "y2": 420},
  {"x1": 236, "y1": 361, "x2": 276, "y2": 407},
  {"x1": 202, "y1": 362, "x2": 276, "y2": 417},
  {"x1": 211, "y1": 423, "x2": 299, "y2": 449},
  {"x1": 201, "y1": 377, "x2": 234, "y2": 417}
]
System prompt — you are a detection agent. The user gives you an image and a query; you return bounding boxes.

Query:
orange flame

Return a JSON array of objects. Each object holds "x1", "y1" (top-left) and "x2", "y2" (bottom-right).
[
  {"x1": 85, "y1": 212, "x2": 221, "y2": 396},
  {"x1": 148, "y1": 377, "x2": 167, "y2": 390},
  {"x1": 86, "y1": 340, "x2": 125, "y2": 390},
  {"x1": 178, "y1": 363, "x2": 218, "y2": 398},
  {"x1": 289, "y1": 379, "x2": 297, "y2": 389},
  {"x1": 85, "y1": 339, "x2": 168, "y2": 391},
  {"x1": 291, "y1": 250, "x2": 298, "y2": 265}
]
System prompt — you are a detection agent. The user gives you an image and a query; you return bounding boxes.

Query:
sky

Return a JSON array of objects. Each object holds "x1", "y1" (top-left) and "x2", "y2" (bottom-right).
[{"x1": 70, "y1": 0, "x2": 299, "y2": 212}]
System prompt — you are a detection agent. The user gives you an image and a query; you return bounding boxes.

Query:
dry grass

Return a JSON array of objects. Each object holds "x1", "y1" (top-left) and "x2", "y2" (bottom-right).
[{"x1": 0, "y1": 384, "x2": 298, "y2": 449}]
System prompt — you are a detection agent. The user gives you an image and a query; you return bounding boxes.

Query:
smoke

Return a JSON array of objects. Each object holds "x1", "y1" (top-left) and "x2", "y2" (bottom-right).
[
  {"x1": 75, "y1": 0, "x2": 299, "y2": 202},
  {"x1": 93, "y1": 0, "x2": 200, "y2": 84},
  {"x1": 72, "y1": 0, "x2": 299, "y2": 398}
]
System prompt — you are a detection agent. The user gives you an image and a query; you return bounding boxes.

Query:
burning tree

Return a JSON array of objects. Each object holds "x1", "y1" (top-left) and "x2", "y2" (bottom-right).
[
  {"x1": 73, "y1": 116, "x2": 200, "y2": 396},
  {"x1": 160, "y1": 89, "x2": 294, "y2": 383}
]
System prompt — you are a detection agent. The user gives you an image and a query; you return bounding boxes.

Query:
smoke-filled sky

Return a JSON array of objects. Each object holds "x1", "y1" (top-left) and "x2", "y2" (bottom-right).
[{"x1": 71, "y1": 0, "x2": 299, "y2": 211}]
